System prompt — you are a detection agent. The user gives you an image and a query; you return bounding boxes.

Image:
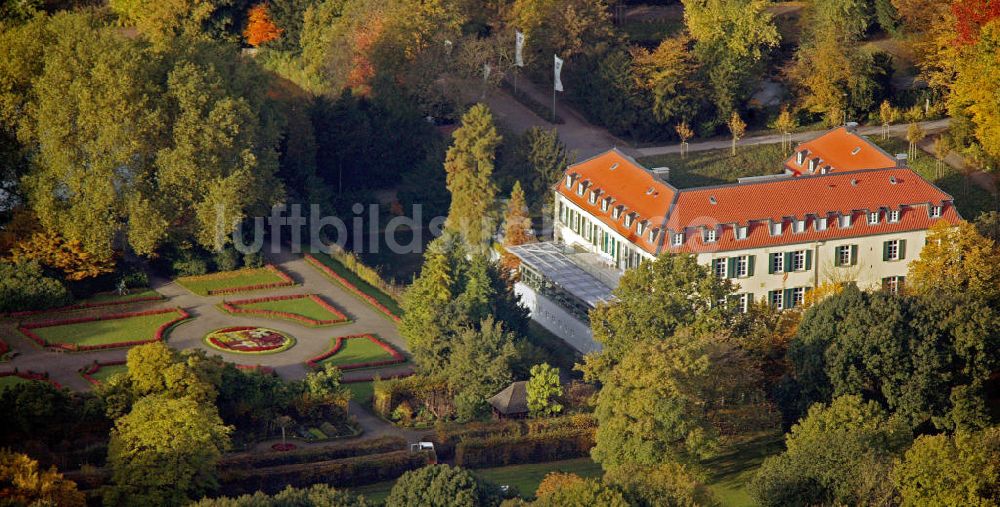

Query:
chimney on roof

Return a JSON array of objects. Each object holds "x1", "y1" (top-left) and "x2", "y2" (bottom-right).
[
  {"x1": 652, "y1": 166, "x2": 670, "y2": 182},
  {"x1": 895, "y1": 153, "x2": 908, "y2": 168},
  {"x1": 846, "y1": 121, "x2": 859, "y2": 132}
]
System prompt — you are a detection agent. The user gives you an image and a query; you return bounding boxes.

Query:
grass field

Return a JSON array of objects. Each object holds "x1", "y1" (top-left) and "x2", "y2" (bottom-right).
[
  {"x1": 702, "y1": 432, "x2": 785, "y2": 507},
  {"x1": 86, "y1": 289, "x2": 160, "y2": 304},
  {"x1": 315, "y1": 337, "x2": 395, "y2": 368},
  {"x1": 638, "y1": 143, "x2": 788, "y2": 188},
  {"x1": 225, "y1": 295, "x2": 348, "y2": 326},
  {"x1": 0, "y1": 375, "x2": 35, "y2": 391},
  {"x1": 176, "y1": 267, "x2": 290, "y2": 296},
  {"x1": 28, "y1": 311, "x2": 185, "y2": 347},
  {"x1": 308, "y1": 252, "x2": 404, "y2": 317},
  {"x1": 349, "y1": 457, "x2": 603, "y2": 503},
  {"x1": 346, "y1": 381, "x2": 375, "y2": 406},
  {"x1": 89, "y1": 363, "x2": 128, "y2": 383}
]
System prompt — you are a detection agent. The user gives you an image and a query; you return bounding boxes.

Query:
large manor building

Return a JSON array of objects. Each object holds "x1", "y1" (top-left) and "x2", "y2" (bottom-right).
[{"x1": 508, "y1": 126, "x2": 962, "y2": 353}]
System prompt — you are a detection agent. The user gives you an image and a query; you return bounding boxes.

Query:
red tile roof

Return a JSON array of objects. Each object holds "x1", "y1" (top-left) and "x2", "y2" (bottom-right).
[
  {"x1": 558, "y1": 149, "x2": 677, "y2": 254},
  {"x1": 557, "y1": 140, "x2": 961, "y2": 256},
  {"x1": 785, "y1": 127, "x2": 898, "y2": 176}
]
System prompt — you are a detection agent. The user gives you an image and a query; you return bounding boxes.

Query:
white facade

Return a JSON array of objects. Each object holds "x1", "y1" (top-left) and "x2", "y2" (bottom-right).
[{"x1": 554, "y1": 193, "x2": 655, "y2": 272}]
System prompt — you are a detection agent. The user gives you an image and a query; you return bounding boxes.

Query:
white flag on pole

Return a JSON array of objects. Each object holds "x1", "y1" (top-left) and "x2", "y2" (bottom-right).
[
  {"x1": 515, "y1": 31, "x2": 525, "y2": 67},
  {"x1": 483, "y1": 63, "x2": 491, "y2": 81},
  {"x1": 553, "y1": 55, "x2": 564, "y2": 92}
]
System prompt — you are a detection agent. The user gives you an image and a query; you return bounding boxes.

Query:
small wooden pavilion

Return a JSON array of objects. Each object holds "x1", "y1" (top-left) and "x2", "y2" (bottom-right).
[{"x1": 487, "y1": 381, "x2": 529, "y2": 419}]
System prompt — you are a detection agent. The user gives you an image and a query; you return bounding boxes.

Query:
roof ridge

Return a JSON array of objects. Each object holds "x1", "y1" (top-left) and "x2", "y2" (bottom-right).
[{"x1": 675, "y1": 166, "x2": 921, "y2": 194}]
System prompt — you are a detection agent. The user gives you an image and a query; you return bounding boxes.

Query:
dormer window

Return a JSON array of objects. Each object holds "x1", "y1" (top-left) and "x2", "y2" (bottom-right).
[
  {"x1": 601, "y1": 197, "x2": 611, "y2": 212},
  {"x1": 648, "y1": 228, "x2": 659, "y2": 243},
  {"x1": 612, "y1": 206, "x2": 623, "y2": 219},
  {"x1": 735, "y1": 225, "x2": 748, "y2": 240},
  {"x1": 808, "y1": 158, "x2": 820, "y2": 172},
  {"x1": 588, "y1": 190, "x2": 598, "y2": 204},
  {"x1": 637, "y1": 221, "x2": 648, "y2": 235},
  {"x1": 565, "y1": 174, "x2": 575, "y2": 189},
  {"x1": 704, "y1": 227, "x2": 717, "y2": 243},
  {"x1": 888, "y1": 209, "x2": 900, "y2": 223},
  {"x1": 770, "y1": 221, "x2": 782, "y2": 236},
  {"x1": 624, "y1": 214, "x2": 635, "y2": 228},
  {"x1": 840, "y1": 213, "x2": 853, "y2": 228},
  {"x1": 929, "y1": 205, "x2": 942, "y2": 218},
  {"x1": 576, "y1": 182, "x2": 586, "y2": 196},
  {"x1": 796, "y1": 150, "x2": 807, "y2": 165},
  {"x1": 672, "y1": 232, "x2": 684, "y2": 246},
  {"x1": 868, "y1": 211, "x2": 880, "y2": 225},
  {"x1": 816, "y1": 217, "x2": 828, "y2": 231},
  {"x1": 793, "y1": 219, "x2": 806, "y2": 233}
]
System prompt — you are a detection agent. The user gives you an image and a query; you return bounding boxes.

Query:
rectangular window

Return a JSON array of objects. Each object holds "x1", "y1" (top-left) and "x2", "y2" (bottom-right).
[
  {"x1": 869, "y1": 211, "x2": 880, "y2": 225},
  {"x1": 735, "y1": 225, "x2": 748, "y2": 240},
  {"x1": 601, "y1": 198, "x2": 610, "y2": 212},
  {"x1": 885, "y1": 239, "x2": 902, "y2": 261},
  {"x1": 793, "y1": 220, "x2": 805, "y2": 233},
  {"x1": 840, "y1": 214, "x2": 852, "y2": 228},
  {"x1": 637, "y1": 222, "x2": 646, "y2": 235},
  {"x1": 565, "y1": 174, "x2": 573, "y2": 188},
  {"x1": 588, "y1": 191, "x2": 597, "y2": 204},
  {"x1": 704, "y1": 228, "x2": 717, "y2": 243},
  {"x1": 672, "y1": 232, "x2": 684, "y2": 246},
  {"x1": 791, "y1": 287, "x2": 806, "y2": 307},
  {"x1": 888, "y1": 210, "x2": 900, "y2": 223},
  {"x1": 736, "y1": 256, "x2": 749, "y2": 278},
  {"x1": 770, "y1": 290, "x2": 784, "y2": 310},
  {"x1": 792, "y1": 250, "x2": 806, "y2": 271},
  {"x1": 816, "y1": 217, "x2": 828, "y2": 231},
  {"x1": 883, "y1": 276, "x2": 905, "y2": 294},
  {"x1": 738, "y1": 293, "x2": 751, "y2": 313},
  {"x1": 771, "y1": 253, "x2": 784, "y2": 274},
  {"x1": 836, "y1": 245, "x2": 853, "y2": 266},
  {"x1": 648, "y1": 228, "x2": 658, "y2": 243},
  {"x1": 930, "y1": 205, "x2": 942, "y2": 218},
  {"x1": 624, "y1": 214, "x2": 633, "y2": 228},
  {"x1": 612, "y1": 206, "x2": 622, "y2": 219},
  {"x1": 577, "y1": 183, "x2": 585, "y2": 196},
  {"x1": 770, "y1": 221, "x2": 782, "y2": 236},
  {"x1": 714, "y1": 258, "x2": 727, "y2": 279}
]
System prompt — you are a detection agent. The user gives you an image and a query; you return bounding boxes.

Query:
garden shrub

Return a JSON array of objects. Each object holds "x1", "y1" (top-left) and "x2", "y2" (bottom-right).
[
  {"x1": 0, "y1": 261, "x2": 72, "y2": 313},
  {"x1": 243, "y1": 251, "x2": 265, "y2": 268},
  {"x1": 120, "y1": 269, "x2": 149, "y2": 289},
  {"x1": 385, "y1": 464, "x2": 503, "y2": 507},
  {"x1": 214, "y1": 247, "x2": 242, "y2": 272},
  {"x1": 453, "y1": 426, "x2": 596, "y2": 469},
  {"x1": 172, "y1": 255, "x2": 209, "y2": 277},
  {"x1": 217, "y1": 450, "x2": 430, "y2": 496}
]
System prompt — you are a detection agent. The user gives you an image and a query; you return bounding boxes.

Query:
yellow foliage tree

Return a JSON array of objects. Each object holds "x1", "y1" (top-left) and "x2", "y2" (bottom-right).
[
  {"x1": 908, "y1": 220, "x2": 1000, "y2": 302},
  {"x1": 243, "y1": 3, "x2": 283, "y2": 47},
  {"x1": 500, "y1": 181, "x2": 534, "y2": 275},
  {"x1": 9, "y1": 232, "x2": 115, "y2": 281},
  {"x1": 0, "y1": 450, "x2": 85, "y2": 507}
]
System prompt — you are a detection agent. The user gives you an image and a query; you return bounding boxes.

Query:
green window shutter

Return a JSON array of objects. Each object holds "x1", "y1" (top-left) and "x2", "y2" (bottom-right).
[
  {"x1": 784, "y1": 288, "x2": 794, "y2": 308},
  {"x1": 727, "y1": 258, "x2": 736, "y2": 278},
  {"x1": 768, "y1": 290, "x2": 778, "y2": 306},
  {"x1": 748, "y1": 255, "x2": 756, "y2": 277},
  {"x1": 833, "y1": 247, "x2": 842, "y2": 267},
  {"x1": 882, "y1": 241, "x2": 890, "y2": 261},
  {"x1": 899, "y1": 239, "x2": 907, "y2": 260},
  {"x1": 851, "y1": 244, "x2": 858, "y2": 265},
  {"x1": 768, "y1": 253, "x2": 776, "y2": 274},
  {"x1": 805, "y1": 250, "x2": 813, "y2": 270},
  {"x1": 747, "y1": 293, "x2": 754, "y2": 304},
  {"x1": 784, "y1": 252, "x2": 793, "y2": 272}
]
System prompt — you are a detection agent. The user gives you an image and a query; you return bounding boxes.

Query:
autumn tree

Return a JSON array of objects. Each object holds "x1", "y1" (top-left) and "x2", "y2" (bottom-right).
[
  {"x1": 906, "y1": 122, "x2": 925, "y2": 159},
  {"x1": 526, "y1": 362, "x2": 563, "y2": 417},
  {"x1": 9, "y1": 232, "x2": 115, "y2": 280},
  {"x1": 244, "y1": 3, "x2": 282, "y2": 47},
  {"x1": 533, "y1": 473, "x2": 629, "y2": 507},
  {"x1": 908, "y1": 220, "x2": 1000, "y2": 303},
  {"x1": 509, "y1": 0, "x2": 614, "y2": 71},
  {"x1": 108, "y1": 0, "x2": 237, "y2": 47},
  {"x1": 675, "y1": 120, "x2": 694, "y2": 157},
  {"x1": 891, "y1": 427, "x2": 1000, "y2": 506},
  {"x1": 0, "y1": 261, "x2": 72, "y2": 313},
  {"x1": 879, "y1": 100, "x2": 895, "y2": 139},
  {"x1": 604, "y1": 462, "x2": 720, "y2": 507},
  {"x1": 386, "y1": 465, "x2": 502, "y2": 507},
  {"x1": 630, "y1": 34, "x2": 701, "y2": 127},
  {"x1": 951, "y1": 18, "x2": 1000, "y2": 160},
  {"x1": 444, "y1": 104, "x2": 502, "y2": 251},
  {"x1": 0, "y1": 450, "x2": 85, "y2": 507},
  {"x1": 727, "y1": 111, "x2": 746, "y2": 155},
  {"x1": 500, "y1": 181, "x2": 534, "y2": 273},
  {"x1": 591, "y1": 330, "x2": 776, "y2": 469},
  {"x1": 772, "y1": 105, "x2": 798, "y2": 153}
]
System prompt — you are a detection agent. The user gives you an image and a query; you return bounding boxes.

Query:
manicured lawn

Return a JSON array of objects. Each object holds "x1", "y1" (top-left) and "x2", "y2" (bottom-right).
[
  {"x1": 873, "y1": 137, "x2": 997, "y2": 219},
  {"x1": 349, "y1": 457, "x2": 603, "y2": 503},
  {"x1": 315, "y1": 337, "x2": 395, "y2": 368},
  {"x1": 308, "y1": 253, "x2": 404, "y2": 317},
  {"x1": 0, "y1": 375, "x2": 35, "y2": 391},
  {"x1": 89, "y1": 363, "x2": 128, "y2": 383},
  {"x1": 638, "y1": 143, "x2": 788, "y2": 189},
  {"x1": 86, "y1": 289, "x2": 160, "y2": 304},
  {"x1": 346, "y1": 381, "x2": 375, "y2": 406},
  {"x1": 230, "y1": 295, "x2": 347, "y2": 325},
  {"x1": 28, "y1": 311, "x2": 186, "y2": 347},
  {"x1": 702, "y1": 431, "x2": 785, "y2": 507},
  {"x1": 176, "y1": 267, "x2": 291, "y2": 296}
]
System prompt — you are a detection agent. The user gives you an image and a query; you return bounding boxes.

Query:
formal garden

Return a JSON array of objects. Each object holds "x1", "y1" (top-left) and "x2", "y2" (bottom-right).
[
  {"x1": 219, "y1": 294, "x2": 350, "y2": 327},
  {"x1": 17, "y1": 308, "x2": 191, "y2": 352},
  {"x1": 176, "y1": 265, "x2": 296, "y2": 296},
  {"x1": 306, "y1": 334, "x2": 405, "y2": 371}
]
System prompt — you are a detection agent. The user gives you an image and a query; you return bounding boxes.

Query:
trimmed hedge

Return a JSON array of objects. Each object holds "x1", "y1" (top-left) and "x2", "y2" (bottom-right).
[
  {"x1": 306, "y1": 334, "x2": 405, "y2": 370},
  {"x1": 220, "y1": 436, "x2": 406, "y2": 470},
  {"x1": 453, "y1": 426, "x2": 596, "y2": 469},
  {"x1": 2, "y1": 293, "x2": 164, "y2": 318},
  {"x1": 303, "y1": 254, "x2": 401, "y2": 322},
  {"x1": 373, "y1": 375, "x2": 450, "y2": 420},
  {"x1": 220, "y1": 294, "x2": 349, "y2": 326},
  {"x1": 78, "y1": 360, "x2": 126, "y2": 386},
  {"x1": 17, "y1": 308, "x2": 191, "y2": 352},
  {"x1": 217, "y1": 450, "x2": 432, "y2": 496}
]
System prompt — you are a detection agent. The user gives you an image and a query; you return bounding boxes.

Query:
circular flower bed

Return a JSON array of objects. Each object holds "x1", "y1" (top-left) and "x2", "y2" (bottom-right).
[{"x1": 203, "y1": 326, "x2": 295, "y2": 354}]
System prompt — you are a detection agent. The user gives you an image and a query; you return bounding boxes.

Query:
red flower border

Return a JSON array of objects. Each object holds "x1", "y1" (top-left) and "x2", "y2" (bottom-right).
[
  {"x1": 204, "y1": 326, "x2": 295, "y2": 353},
  {"x1": 304, "y1": 254, "x2": 401, "y2": 322},
  {"x1": 306, "y1": 333, "x2": 405, "y2": 370},
  {"x1": 78, "y1": 360, "x2": 127, "y2": 386},
  {"x1": 17, "y1": 308, "x2": 191, "y2": 352},
  {"x1": 219, "y1": 294, "x2": 349, "y2": 326},
  {"x1": 0, "y1": 370, "x2": 62, "y2": 389},
  {"x1": 2, "y1": 293, "x2": 165, "y2": 318}
]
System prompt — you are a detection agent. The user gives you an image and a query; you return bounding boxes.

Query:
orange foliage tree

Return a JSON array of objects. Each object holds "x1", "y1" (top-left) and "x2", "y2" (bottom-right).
[
  {"x1": 9, "y1": 232, "x2": 115, "y2": 281},
  {"x1": 244, "y1": 3, "x2": 283, "y2": 47}
]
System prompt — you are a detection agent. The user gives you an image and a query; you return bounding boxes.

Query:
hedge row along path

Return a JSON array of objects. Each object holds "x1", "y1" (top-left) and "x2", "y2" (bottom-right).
[
  {"x1": 219, "y1": 294, "x2": 350, "y2": 327},
  {"x1": 0, "y1": 245, "x2": 412, "y2": 397}
]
